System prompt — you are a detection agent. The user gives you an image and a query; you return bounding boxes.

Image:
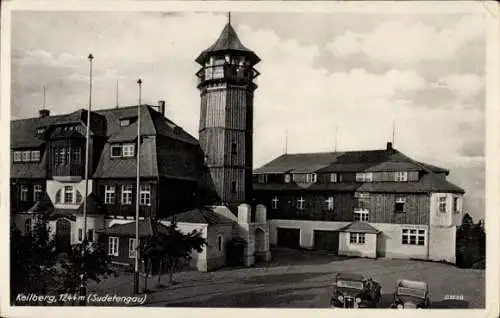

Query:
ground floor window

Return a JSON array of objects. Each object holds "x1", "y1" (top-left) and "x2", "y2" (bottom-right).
[
  {"x1": 217, "y1": 235, "x2": 224, "y2": 252},
  {"x1": 129, "y1": 238, "x2": 138, "y2": 258},
  {"x1": 349, "y1": 232, "x2": 366, "y2": 245},
  {"x1": 402, "y1": 228, "x2": 426, "y2": 246},
  {"x1": 108, "y1": 236, "x2": 119, "y2": 256}
]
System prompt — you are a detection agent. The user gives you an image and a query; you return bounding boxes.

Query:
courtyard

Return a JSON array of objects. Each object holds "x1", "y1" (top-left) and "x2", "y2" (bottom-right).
[{"x1": 87, "y1": 248, "x2": 485, "y2": 308}]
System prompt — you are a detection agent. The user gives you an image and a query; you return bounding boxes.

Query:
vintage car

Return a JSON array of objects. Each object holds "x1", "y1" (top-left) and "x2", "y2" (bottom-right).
[
  {"x1": 329, "y1": 273, "x2": 381, "y2": 308},
  {"x1": 390, "y1": 279, "x2": 430, "y2": 309}
]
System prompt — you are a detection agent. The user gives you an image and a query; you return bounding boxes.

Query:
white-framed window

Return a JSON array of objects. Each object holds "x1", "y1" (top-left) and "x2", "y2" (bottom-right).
[
  {"x1": 129, "y1": 238, "x2": 138, "y2": 258},
  {"x1": 330, "y1": 173, "x2": 337, "y2": 183},
  {"x1": 33, "y1": 184, "x2": 42, "y2": 201},
  {"x1": 36, "y1": 128, "x2": 44, "y2": 135},
  {"x1": 140, "y1": 184, "x2": 151, "y2": 206},
  {"x1": 31, "y1": 150, "x2": 41, "y2": 162},
  {"x1": 284, "y1": 174, "x2": 291, "y2": 183},
  {"x1": 20, "y1": 185, "x2": 29, "y2": 202},
  {"x1": 24, "y1": 218, "x2": 32, "y2": 234},
  {"x1": 438, "y1": 196, "x2": 447, "y2": 213},
  {"x1": 356, "y1": 172, "x2": 373, "y2": 182},
  {"x1": 22, "y1": 151, "x2": 31, "y2": 162},
  {"x1": 402, "y1": 228, "x2": 426, "y2": 246},
  {"x1": 217, "y1": 235, "x2": 223, "y2": 252},
  {"x1": 326, "y1": 196, "x2": 334, "y2": 211},
  {"x1": 354, "y1": 210, "x2": 369, "y2": 222},
  {"x1": 306, "y1": 173, "x2": 317, "y2": 183},
  {"x1": 110, "y1": 145, "x2": 122, "y2": 158},
  {"x1": 395, "y1": 171, "x2": 408, "y2": 182},
  {"x1": 13, "y1": 151, "x2": 22, "y2": 162},
  {"x1": 78, "y1": 228, "x2": 83, "y2": 241},
  {"x1": 121, "y1": 185, "x2": 133, "y2": 205},
  {"x1": 120, "y1": 119, "x2": 131, "y2": 127},
  {"x1": 297, "y1": 197, "x2": 305, "y2": 210},
  {"x1": 64, "y1": 186, "x2": 74, "y2": 204},
  {"x1": 258, "y1": 174, "x2": 268, "y2": 184},
  {"x1": 271, "y1": 197, "x2": 279, "y2": 210},
  {"x1": 122, "y1": 144, "x2": 135, "y2": 157},
  {"x1": 395, "y1": 195, "x2": 406, "y2": 213},
  {"x1": 349, "y1": 232, "x2": 366, "y2": 245},
  {"x1": 104, "y1": 185, "x2": 116, "y2": 204},
  {"x1": 108, "y1": 236, "x2": 119, "y2": 256},
  {"x1": 354, "y1": 192, "x2": 370, "y2": 210},
  {"x1": 453, "y1": 197, "x2": 460, "y2": 214}
]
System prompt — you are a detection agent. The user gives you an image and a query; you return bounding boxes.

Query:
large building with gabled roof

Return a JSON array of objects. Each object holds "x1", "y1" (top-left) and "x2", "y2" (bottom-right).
[{"x1": 252, "y1": 142, "x2": 465, "y2": 263}]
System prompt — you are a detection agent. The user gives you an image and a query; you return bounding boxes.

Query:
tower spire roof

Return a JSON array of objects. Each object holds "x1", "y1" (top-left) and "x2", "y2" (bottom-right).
[{"x1": 195, "y1": 22, "x2": 260, "y2": 65}]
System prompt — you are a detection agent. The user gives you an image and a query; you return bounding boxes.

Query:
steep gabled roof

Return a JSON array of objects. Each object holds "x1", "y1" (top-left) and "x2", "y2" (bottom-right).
[
  {"x1": 166, "y1": 207, "x2": 236, "y2": 225},
  {"x1": 196, "y1": 23, "x2": 260, "y2": 64},
  {"x1": 339, "y1": 221, "x2": 380, "y2": 234}
]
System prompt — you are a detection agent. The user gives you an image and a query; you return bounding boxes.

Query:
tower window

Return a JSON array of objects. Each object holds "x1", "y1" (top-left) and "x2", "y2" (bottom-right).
[
  {"x1": 120, "y1": 119, "x2": 130, "y2": 127},
  {"x1": 231, "y1": 143, "x2": 237, "y2": 155},
  {"x1": 231, "y1": 181, "x2": 236, "y2": 194}
]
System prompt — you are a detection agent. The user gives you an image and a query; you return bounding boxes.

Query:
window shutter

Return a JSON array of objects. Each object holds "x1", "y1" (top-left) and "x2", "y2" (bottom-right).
[{"x1": 55, "y1": 189, "x2": 61, "y2": 204}]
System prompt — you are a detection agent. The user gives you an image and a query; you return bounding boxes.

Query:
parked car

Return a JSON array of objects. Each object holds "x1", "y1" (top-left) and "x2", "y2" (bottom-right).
[
  {"x1": 329, "y1": 273, "x2": 381, "y2": 308},
  {"x1": 390, "y1": 279, "x2": 430, "y2": 309}
]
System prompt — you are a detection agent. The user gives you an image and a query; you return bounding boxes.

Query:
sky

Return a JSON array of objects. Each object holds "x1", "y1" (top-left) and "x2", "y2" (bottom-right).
[{"x1": 10, "y1": 10, "x2": 486, "y2": 219}]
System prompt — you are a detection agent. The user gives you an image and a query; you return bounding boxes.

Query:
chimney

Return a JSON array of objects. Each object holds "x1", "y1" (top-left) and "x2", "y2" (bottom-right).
[
  {"x1": 39, "y1": 109, "x2": 50, "y2": 118},
  {"x1": 158, "y1": 100, "x2": 166, "y2": 116},
  {"x1": 386, "y1": 142, "x2": 393, "y2": 151}
]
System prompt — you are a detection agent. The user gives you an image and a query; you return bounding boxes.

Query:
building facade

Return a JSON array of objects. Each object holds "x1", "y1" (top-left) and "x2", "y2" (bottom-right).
[
  {"x1": 253, "y1": 142, "x2": 465, "y2": 263},
  {"x1": 10, "y1": 20, "x2": 270, "y2": 272}
]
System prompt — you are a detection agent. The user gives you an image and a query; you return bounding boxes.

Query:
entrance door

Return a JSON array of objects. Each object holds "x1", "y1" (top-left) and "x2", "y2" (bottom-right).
[
  {"x1": 276, "y1": 228, "x2": 300, "y2": 249},
  {"x1": 314, "y1": 230, "x2": 339, "y2": 253},
  {"x1": 55, "y1": 219, "x2": 72, "y2": 254}
]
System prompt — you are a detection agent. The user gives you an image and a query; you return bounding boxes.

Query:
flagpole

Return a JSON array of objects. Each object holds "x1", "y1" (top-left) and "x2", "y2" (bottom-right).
[{"x1": 134, "y1": 79, "x2": 142, "y2": 294}]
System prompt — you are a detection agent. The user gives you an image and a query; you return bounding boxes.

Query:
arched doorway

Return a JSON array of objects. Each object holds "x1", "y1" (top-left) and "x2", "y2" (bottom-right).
[
  {"x1": 254, "y1": 228, "x2": 266, "y2": 263},
  {"x1": 55, "y1": 218, "x2": 71, "y2": 255}
]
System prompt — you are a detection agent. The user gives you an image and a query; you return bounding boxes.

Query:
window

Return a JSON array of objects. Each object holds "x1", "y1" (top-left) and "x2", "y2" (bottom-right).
[
  {"x1": 129, "y1": 238, "x2": 137, "y2": 258},
  {"x1": 453, "y1": 197, "x2": 460, "y2": 214},
  {"x1": 64, "y1": 186, "x2": 74, "y2": 204},
  {"x1": 30, "y1": 150, "x2": 40, "y2": 162},
  {"x1": 104, "y1": 185, "x2": 116, "y2": 204},
  {"x1": 36, "y1": 128, "x2": 44, "y2": 135},
  {"x1": 59, "y1": 148, "x2": 66, "y2": 165},
  {"x1": 13, "y1": 151, "x2": 22, "y2": 162},
  {"x1": 122, "y1": 144, "x2": 135, "y2": 157},
  {"x1": 349, "y1": 233, "x2": 366, "y2": 245},
  {"x1": 231, "y1": 143, "x2": 237, "y2": 155},
  {"x1": 330, "y1": 173, "x2": 337, "y2": 183},
  {"x1": 284, "y1": 174, "x2": 291, "y2": 183},
  {"x1": 326, "y1": 196, "x2": 334, "y2": 211},
  {"x1": 20, "y1": 185, "x2": 29, "y2": 202},
  {"x1": 231, "y1": 181, "x2": 237, "y2": 194},
  {"x1": 88, "y1": 229, "x2": 94, "y2": 242},
  {"x1": 33, "y1": 184, "x2": 42, "y2": 201},
  {"x1": 22, "y1": 151, "x2": 31, "y2": 162},
  {"x1": 395, "y1": 171, "x2": 408, "y2": 182},
  {"x1": 78, "y1": 228, "x2": 83, "y2": 241},
  {"x1": 108, "y1": 237, "x2": 119, "y2": 256},
  {"x1": 306, "y1": 173, "x2": 317, "y2": 183},
  {"x1": 111, "y1": 145, "x2": 122, "y2": 158},
  {"x1": 24, "y1": 218, "x2": 32, "y2": 234},
  {"x1": 258, "y1": 174, "x2": 268, "y2": 184},
  {"x1": 140, "y1": 184, "x2": 151, "y2": 206},
  {"x1": 354, "y1": 192, "x2": 370, "y2": 210},
  {"x1": 217, "y1": 235, "x2": 223, "y2": 252},
  {"x1": 271, "y1": 197, "x2": 279, "y2": 210},
  {"x1": 395, "y1": 196, "x2": 406, "y2": 213},
  {"x1": 121, "y1": 185, "x2": 133, "y2": 205},
  {"x1": 71, "y1": 148, "x2": 81, "y2": 165},
  {"x1": 438, "y1": 196, "x2": 447, "y2": 213},
  {"x1": 354, "y1": 210, "x2": 369, "y2": 222},
  {"x1": 120, "y1": 119, "x2": 131, "y2": 127},
  {"x1": 356, "y1": 172, "x2": 373, "y2": 182},
  {"x1": 297, "y1": 197, "x2": 305, "y2": 210},
  {"x1": 402, "y1": 228, "x2": 426, "y2": 246}
]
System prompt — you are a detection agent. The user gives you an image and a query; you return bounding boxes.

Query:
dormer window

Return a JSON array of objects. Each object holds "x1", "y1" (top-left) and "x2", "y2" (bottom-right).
[
  {"x1": 122, "y1": 144, "x2": 135, "y2": 157},
  {"x1": 120, "y1": 119, "x2": 131, "y2": 127},
  {"x1": 30, "y1": 150, "x2": 40, "y2": 162},
  {"x1": 306, "y1": 173, "x2": 317, "y2": 183},
  {"x1": 284, "y1": 174, "x2": 291, "y2": 183},
  {"x1": 356, "y1": 172, "x2": 373, "y2": 182},
  {"x1": 257, "y1": 174, "x2": 268, "y2": 184},
  {"x1": 395, "y1": 171, "x2": 408, "y2": 182},
  {"x1": 329, "y1": 173, "x2": 338, "y2": 183},
  {"x1": 111, "y1": 145, "x2": 122, "y2": 158},
  {"x1": 36, "y1": 128, "x2": 44, "y2": 135},
  {"x1": 13, "y1": 151, "x2": 22, "y2": 162},
  {"x1": 111, "y1": 143, "x2": 135, "y2": 158},
  {"x1": 22, "y1": 151, "x2": 31, "y2": 162}
]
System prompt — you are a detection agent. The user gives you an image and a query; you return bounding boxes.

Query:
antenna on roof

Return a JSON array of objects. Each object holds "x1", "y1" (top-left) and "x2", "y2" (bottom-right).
[
  {"x1": 42, "y1": 86, "x2": 46, "y2": 110},
  {"x1": 115, "y1": 80, "x2": 119, "y2": 109}
]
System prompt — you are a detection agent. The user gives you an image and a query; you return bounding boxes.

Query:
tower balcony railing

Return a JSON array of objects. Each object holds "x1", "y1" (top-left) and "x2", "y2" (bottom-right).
[
  {"x1": 52, "y1": 164, "x2": 84, "y2": 179},
  {"x1": 197, "y1": 64, "x2": 259, "y2": 86}
]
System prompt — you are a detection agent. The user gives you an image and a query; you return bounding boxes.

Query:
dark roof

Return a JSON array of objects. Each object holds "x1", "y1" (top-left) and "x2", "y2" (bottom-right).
[
  {"x1": 196, "y1": 23, "x2": 260, "y2": 64},
  {"x1": 339, "y1": 221, "x2": 380, "y2": 234},
  {"x1": 47, "y1": 209, "x2": 77, "y2": 221},
  {"x1": 28, "y1": 193, "x2": 54, "y2": 213},
  {"x1": 95, "y1": 218, "x2": 171, "y2": 237},
  {"x1": 254, "y1": 152, "x2": 341, "y2": 174},
  {"x1": 76, "y1": 193, "x2": 107, "y2": 215},
  {"x1": 166, "y1": 207, "x2": 236, "y2": 225},
  {"x1": 357, "y1": 174, "x2": 464, "y2": 194}
]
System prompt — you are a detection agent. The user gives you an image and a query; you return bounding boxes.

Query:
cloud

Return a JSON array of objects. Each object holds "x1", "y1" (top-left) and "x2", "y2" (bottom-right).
[
  {"x1": 434, "y1": 73, "x2": 484, "y2": 99},
  {"x1": 326, "y1": 14, "x2": 485, "y2": 63}
]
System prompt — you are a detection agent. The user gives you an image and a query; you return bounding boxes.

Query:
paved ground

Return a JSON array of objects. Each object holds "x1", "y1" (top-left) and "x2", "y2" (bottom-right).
[{"x1": 87, "y1": 248, "x2": 485, "y2": 308}]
